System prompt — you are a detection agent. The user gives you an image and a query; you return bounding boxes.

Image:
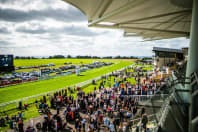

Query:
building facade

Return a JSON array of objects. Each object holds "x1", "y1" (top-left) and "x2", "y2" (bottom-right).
[{"x1": 152, "y1": 47, "x2": 185, "y2": 68}]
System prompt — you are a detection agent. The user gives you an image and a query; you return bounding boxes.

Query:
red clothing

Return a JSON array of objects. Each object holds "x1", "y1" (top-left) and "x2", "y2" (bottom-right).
[
  {"x1": 99, "y1": 114, "x2": 103, "y2": 122},
  {"x1": 142, "y1": 86, "x2": 145, "y2": 91}
]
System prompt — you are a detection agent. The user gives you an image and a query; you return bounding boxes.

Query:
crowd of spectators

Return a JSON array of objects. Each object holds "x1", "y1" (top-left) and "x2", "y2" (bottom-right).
[{"x1": 1, "y1": 65, "x2": 164, "y2": 132}]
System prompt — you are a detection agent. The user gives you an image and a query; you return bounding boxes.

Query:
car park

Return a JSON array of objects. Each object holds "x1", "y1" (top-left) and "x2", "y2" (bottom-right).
[{"x1": 0, "y1": 62, "x2": 114, "y2": 87}]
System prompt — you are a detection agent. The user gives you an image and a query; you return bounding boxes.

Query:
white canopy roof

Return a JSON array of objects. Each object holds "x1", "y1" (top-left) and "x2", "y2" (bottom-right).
[{"x1": 63, "y1": 0, "x2": 192, "y2": 40}]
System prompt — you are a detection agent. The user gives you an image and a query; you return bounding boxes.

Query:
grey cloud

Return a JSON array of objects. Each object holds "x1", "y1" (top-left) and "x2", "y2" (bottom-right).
[
  {"x1": 0, "y1": 27, "x2": 10, "y2": 34},
  {"x1": 16, "y1": 25, "x2": 104, "y2": 37},
  {"x1": 0, "y1": 40, "x2": 27, "y2": 49},
  {"x1": 0, "y1": 0, "x2": 54, "y2": 5},
  {"x1": 62, "y1": 26, "x2": 101, "y2": 37},
  {"x1": 0, "y1": 40, "x2": 11, "y2": 45},
  {"x1": 0, "y1": 0, "x2": 14, "y2": 4},
  {"x1": 0, "y1": 7, "x2": 86, "y2": 22},
  {"x1": 16, "y1": 27, "x2": 47, "y2": 34}
]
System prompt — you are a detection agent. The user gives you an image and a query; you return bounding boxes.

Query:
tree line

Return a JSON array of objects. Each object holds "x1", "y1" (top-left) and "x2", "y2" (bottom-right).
[{"x1": 15, "y1": 55, "x2": 139, "y2": 59}]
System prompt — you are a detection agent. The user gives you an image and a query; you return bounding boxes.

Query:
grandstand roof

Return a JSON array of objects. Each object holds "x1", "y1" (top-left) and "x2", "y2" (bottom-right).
[
  {"x1": 63, "y1": 0, "x2": 192, "y2": 40},
  {"x1": 153, "y1": 47, "x2": 183, "y2": 53}
]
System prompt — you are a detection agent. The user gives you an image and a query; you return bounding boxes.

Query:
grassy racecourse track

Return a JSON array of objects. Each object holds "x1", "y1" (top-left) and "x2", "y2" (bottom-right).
[
  {"x1": 0, "y1": 59, "x2": 134, "y2": 104},
  {"x1": 0, "y1": 60, "x2": 136, "y2": 131}
]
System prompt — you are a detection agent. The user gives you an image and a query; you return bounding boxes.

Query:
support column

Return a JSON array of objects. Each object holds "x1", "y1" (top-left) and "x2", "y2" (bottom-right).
[
  {"x1": 186, "y1": 0, "x2": 198, "y2": 102},
  {"x1": 186, "y1": 0, "x2": 198, "y2": 132}
]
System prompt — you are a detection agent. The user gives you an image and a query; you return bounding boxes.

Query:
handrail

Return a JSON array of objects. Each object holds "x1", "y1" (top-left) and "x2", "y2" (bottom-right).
[
  {"x1": 132, "y1": 114, "x2": 157, "y2": 132},
  {"x1": 132, "y1": 70, "x2": 188, "y2": 132}
]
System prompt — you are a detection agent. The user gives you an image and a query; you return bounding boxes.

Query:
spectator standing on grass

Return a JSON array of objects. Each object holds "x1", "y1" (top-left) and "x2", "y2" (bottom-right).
[
  {"x1": 118, "y1": 122, "x2": 123, "y2": 132},
  {"x1": 0, "y1": 117, "x2": 5, "y2": 127},
  {"x1": 104, "y1": 116, "x2": 108, "y2": 126},
  {"x1": 35, "y1": 122, "x2": 41, "y2": 131},
  {"x1": 109, "y1": 122, "x2": 115, "y2": 132},
  {"x1": 146, "y1": 128, "x2": 151, "y2": 132},
  {"x1": 75, "y1": 118, "x2": 80, "y2": 131},
  {"x1": 82, "y1": 118, "x2": 86, "y2": 132},
  {"x1": 18, "y1": 119, "x2": 24, "y2": 132},
  {"x1": 8, "y1": 119, "x2": 13, "y2": 129},
  {"x1": 5, "y1": 66, "x2": 167, "y2": 131},
  {"x1": 42, "y1": 119, "x2": 47, "y2": 131},
  {"x1": 35, "y1": 100, "x2": 38, "y2": 108},
  {"x1": 25, "y1": 125, "x2": 35, "y2": 132}
]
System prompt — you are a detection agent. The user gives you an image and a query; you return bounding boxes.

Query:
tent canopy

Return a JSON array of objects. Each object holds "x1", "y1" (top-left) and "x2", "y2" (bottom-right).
[{"x1": 63, "y1": 0, "x2": 192, "y2": 40}]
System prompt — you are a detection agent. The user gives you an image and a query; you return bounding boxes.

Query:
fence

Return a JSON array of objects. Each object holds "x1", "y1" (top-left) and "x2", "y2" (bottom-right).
[
  {"x1": 116, "y1": 94, "x2": 168, "y2": 102},
  {"x1": 0, "y1": 63, "x2": 135, "y2": 112}
]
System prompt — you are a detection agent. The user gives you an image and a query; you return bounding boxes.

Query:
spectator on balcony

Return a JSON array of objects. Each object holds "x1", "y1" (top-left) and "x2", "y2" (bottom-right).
[{"x1": 142, "y1": 113, "x2": 148, "y2": 131}]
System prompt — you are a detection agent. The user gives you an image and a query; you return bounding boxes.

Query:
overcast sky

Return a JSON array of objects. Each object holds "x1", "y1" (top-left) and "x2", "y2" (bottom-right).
[{"x1": 0, "y1": 0, "x2": 190, "y2": 57}]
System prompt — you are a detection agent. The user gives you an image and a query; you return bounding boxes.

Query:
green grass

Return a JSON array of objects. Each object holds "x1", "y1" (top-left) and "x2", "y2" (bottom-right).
[
  {"x1": 142, "y1": 65, "x2": 153, "y2": 71},
  {"x1": 0, "y1": 61, "x2": 134, "y2": 104},
  {"x1": 0, "y1": 100, "x2": 42, "y2": 131},
  {"x1": 81, "y1": 66, "x2": 136, "y2": 95},
  {"x1": 0, "y1": 61, "x2": 136, "y2": 131},
  {"x1": 0, "y1": 76, "x2": 136, "y2": 131},
  {"x1": 134, "y1": 64, "x2": 153, "y2": 71}
]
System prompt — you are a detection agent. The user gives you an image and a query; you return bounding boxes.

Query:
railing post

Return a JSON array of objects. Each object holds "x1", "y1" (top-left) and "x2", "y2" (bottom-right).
[
  {"x1": 16, "y1": 101, "x2": 18, "y2": 108},
  {"x1": 2, "y1": 105, "x2": 4, "y2": 112}
]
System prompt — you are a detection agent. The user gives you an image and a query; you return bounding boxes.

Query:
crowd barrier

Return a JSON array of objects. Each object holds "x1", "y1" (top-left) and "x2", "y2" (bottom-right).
[
  {"x1": 0, "y1": 63, "x2": 135, "y2": 112},
  {"x1": 117, "y1": 94, "x2": 168, "y2": 102}
]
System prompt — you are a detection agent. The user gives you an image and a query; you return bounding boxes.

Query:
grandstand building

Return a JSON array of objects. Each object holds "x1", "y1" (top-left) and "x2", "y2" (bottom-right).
[{"x1": 152, "y1": 47, "x2": 185, "y2": 68}]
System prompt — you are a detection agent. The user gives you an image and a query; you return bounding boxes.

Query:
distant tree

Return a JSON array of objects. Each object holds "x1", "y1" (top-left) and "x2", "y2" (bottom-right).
[
  {"x1": 67, "y1": 55, "x2": 72, "y2": 58},
  {"x1": 76, "y1": 55, "x2": 93, "y2": 59},
  {"x1": 130, "y1": 56, "x2": 137, "y2": 59},
  {"x1": 114, "y1": 55, "x2": 121, "y2": 59},
  {"x1": 102, "y1": 56, "x2": 112, "y2": 59},
  {"x1": 121, "y1": 56, "x2": 128, "y2": 59},
  {"x1": 15, "y1": 56, "x2": 20, "y2": 59},
  {"x1": 92, "y1": 56, "x2": 100, "y2": 59},
  {"x1": 52, "y1": 55, "x2": 65, "y2": 59},
  {"x1": 31, "y1": 56, "x2": 35, "y2": 59},
  {"x1": 142, "y1": 57, "x2": 152, "y2": 60}
]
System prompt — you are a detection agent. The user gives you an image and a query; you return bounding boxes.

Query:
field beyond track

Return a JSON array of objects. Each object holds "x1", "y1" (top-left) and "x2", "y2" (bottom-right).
[{"x1": 0, "y1": 59, "x2": 134, "y2": 104}]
